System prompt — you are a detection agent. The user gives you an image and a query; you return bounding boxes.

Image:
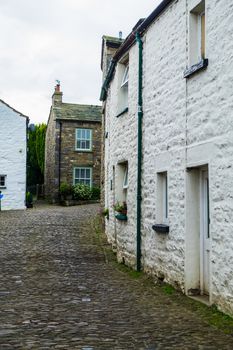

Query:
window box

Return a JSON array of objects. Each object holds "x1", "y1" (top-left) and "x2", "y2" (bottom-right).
[
  {"x1": 152, "y1": 224, "x2": 169, "y2": 233},
  {"x1": 115, "y1": 213, "x2": 128, "y2": 221}
]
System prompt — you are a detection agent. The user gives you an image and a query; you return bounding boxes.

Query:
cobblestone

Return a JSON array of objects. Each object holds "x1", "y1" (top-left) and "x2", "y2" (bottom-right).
[{"x1": 0, "y1": 203, "x2": 232, "y2": 349}]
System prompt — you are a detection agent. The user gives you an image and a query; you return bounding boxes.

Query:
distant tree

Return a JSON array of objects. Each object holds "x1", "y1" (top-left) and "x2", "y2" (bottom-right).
[{"x1": 27, "y1": 123, "x2": 47, "y2": 189}]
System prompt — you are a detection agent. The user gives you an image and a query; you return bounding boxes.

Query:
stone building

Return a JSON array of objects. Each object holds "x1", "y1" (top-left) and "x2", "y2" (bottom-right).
[
  {"x1": 45, "y1": 83, "x2": 102, "y2": 202},
  {"x1": 100, "y1": 0, "x2": 233, "y2": 315},
  {"x1": 0, "y1": 99, "x2": 28, "y2": 210}
]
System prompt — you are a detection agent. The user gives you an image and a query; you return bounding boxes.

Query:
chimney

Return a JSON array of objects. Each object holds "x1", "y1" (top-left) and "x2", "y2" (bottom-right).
[{"x1": 52, "y1": 80, "x2": 63, "y2": 106}]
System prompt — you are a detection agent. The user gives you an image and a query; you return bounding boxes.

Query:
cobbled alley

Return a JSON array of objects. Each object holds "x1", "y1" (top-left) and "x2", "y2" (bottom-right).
[{"x1": 0, "y1": 203, "x2": 233, "y2": 349}]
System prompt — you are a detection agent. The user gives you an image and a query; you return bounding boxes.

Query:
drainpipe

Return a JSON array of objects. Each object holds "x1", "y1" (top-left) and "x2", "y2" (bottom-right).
[
  {"x1": 136, "y1": 32, "x2": 143, "y2": 271},
  {"x1": 58, "y1": 121, "x2": 62, "y2": 201}
]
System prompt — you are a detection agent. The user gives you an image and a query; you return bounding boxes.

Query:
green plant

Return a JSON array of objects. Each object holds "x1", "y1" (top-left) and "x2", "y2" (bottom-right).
[
  {"x1": 91, "y1": 186, "x2": 100, "y2": 200},
  {"x1": 26, "y1": 191, "x2": 33, "y2": 203},
  {"x1": 113, "y1": 201, "x2": 127, "y2": 214},
  {"x1": 73, "y1": 183, "x2": 92, "y2": 200},
  {"x1": 26, "y1": 191, "x2": 33, "y2": 208},
  {"x1": 103, "y1": 208, "x2": 109, "y2": 219},
  {"x1": 60, "y1": 182, "x2": 73, "y2": 198}
]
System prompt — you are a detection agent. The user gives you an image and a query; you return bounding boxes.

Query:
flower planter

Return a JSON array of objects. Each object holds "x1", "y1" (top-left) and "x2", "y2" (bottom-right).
[{"x1": 115, "y1": 213, "x2": 128, "y2": 221}]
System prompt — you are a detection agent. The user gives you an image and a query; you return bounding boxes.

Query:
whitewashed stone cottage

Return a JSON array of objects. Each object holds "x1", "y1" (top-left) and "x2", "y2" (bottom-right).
[
  {"x1": 100, "y1": 0, "x2": 233, "y2": 315},
  {"x1": 0, "y1": 100, "x2": 28, "y2": 210}
]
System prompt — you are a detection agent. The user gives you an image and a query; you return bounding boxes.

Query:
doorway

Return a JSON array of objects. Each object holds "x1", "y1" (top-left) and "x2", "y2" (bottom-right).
[{"x1": 185, "y1": 165, "x2": 210, "y2": 299}]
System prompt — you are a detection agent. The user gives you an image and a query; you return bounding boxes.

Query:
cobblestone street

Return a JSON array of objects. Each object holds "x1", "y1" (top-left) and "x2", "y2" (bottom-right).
[{"x1": 0, "y1": 203, "x2": 233, "y2": 349}]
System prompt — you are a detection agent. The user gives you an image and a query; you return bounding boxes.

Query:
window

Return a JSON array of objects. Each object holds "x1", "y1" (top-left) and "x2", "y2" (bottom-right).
[
  {"x1": 121, "y1": 65, "x2": 129, "y2": 88},
  {"x1": 116, "y1": 161, "x2": 128, "y2": 202},
  {"x1": 73, "y1": 167, "x2": 92, "y2": 187},
  {"x1": 75, "y1": 129, "x2": 92, "y2": 151},
  {"x1": 157, "y1": 172, "x2": 168, "y2": 223},
  {"x1": 117, "y1": 57, "x2": 129, "y2": 115},
  {"x1": 123, "y1": 166, "x2": 128, "y2": 189},
  {"x1": 189, "y1": 0, "x2": 205, "y2": 66},
  {"x1": 0, "y1": 175, "x2": 6, "y2": 188}
]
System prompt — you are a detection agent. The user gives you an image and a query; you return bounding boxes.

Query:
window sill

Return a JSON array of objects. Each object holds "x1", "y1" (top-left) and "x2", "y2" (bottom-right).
[
  {"x1": 75, "y1": 149, "x2": 93, "y2": 153},
  {"x1": 115, "y1": 107, "x2": 128, "y2": 118},
  {"x1": 184, "y1": 58, "x2": 208, "y2": 78},
  {"x1": 152, "y1": 224, "x2": 169, "y2": 233}
]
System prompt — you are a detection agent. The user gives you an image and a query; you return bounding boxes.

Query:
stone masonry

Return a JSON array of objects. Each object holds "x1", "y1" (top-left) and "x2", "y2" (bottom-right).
[
  {"x1": 0, "y1": 203, "x2": 233, "y2": 349},
  {"x1": 45, "y1": 83, "x2": 102, "y2": 202},
  {"x1": 101, "y1": 0, "x2": 233, "y2": 316}
]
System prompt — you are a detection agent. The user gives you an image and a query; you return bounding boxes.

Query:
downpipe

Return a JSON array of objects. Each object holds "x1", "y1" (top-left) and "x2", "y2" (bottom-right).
[{"x1": 136, "y1": 32, "x2": 143, "y2": 271}]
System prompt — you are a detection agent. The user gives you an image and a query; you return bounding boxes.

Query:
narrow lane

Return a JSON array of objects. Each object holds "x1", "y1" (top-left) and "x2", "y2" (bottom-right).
[{"x1": 0, "y1": 203, "x2": 232, "y2": 349}]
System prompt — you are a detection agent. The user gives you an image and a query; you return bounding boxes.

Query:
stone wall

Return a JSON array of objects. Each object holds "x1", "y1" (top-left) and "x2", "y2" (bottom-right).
[
  {"x1": 60, "y1": 120, "x2": 101, "y2": 188},
  {"x1": 44, "y1": 110, "x2": 59, "y2": 201},
  {"x1": 103, "y1": 0, "x2": 233, "y2": 315},
  {"x1": 0, "y1": 101, "x2": 27, "y2": 210}
]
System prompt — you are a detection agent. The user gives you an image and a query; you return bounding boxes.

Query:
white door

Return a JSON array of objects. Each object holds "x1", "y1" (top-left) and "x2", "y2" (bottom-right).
[{"x1": 200, "y1": 169, "x2": 210, "y2": 295}]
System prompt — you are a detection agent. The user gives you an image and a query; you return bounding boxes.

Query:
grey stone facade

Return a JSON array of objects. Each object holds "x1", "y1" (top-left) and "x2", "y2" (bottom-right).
[{"x1": 45, "y1": 84, "x2": 101, "y2": 202}]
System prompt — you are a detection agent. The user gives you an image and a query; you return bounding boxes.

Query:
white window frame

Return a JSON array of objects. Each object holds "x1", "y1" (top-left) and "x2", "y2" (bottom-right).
[
  {"x1": 123, "y1": 166, "x2": 128, "y2": 189},
  {"x1": 75, "y1": 128, "x2": 92, "y2": 151},
  {"x1": 162, "y1": 173, "x2": 168, "y2": 222},
  {"x1": 73, "y1": 167, "x2": 92, "y2": 188},
  {"x1": 0, "y1": 175, "x2": 6, "y2": 189},
  {"x1": 157, "y1": 171, "x2": 168, "y2": 224},
  {"x1": 189, "y1": 0, "x2": 205, "y2": 66},
  {"x1": 121, "y1": 65, "x2": 129, "y2": 88}
]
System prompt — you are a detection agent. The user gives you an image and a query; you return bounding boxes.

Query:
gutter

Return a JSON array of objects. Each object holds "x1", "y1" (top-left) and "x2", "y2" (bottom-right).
[{"x1": 136, "y1": 32, "x2": 143, "y2": 272}]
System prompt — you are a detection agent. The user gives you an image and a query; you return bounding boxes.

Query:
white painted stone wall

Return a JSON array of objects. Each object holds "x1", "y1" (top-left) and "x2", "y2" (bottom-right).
[
  {"x1": 0, "y1": 101, "x2": 27, "y2": 210},
  {"x1": 103, "y1": 0, "x2": 233, "y2": 315}
]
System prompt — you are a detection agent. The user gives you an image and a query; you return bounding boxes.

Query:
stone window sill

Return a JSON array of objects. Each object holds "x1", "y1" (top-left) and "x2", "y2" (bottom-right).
[
  {"x1": 115, "y1": 107, "x2": 128, "y2": 118},
  {"x1": 184, "y1": 59, "x2": 208, "y2": 79},
  {"x1": 75, "y1": 149, "x2": 93, "y2": 153}
]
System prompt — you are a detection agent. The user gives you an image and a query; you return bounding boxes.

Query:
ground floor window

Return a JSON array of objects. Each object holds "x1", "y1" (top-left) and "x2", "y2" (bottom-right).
[
  {"x1": 0, "y1": 175, "x2": 6, "y2": 188},
  {"x1": 73, "y1": 167, "x2": 92, "y2": 187}
]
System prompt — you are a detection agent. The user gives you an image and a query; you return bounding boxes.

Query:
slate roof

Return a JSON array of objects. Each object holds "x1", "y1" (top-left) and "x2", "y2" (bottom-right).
[{"x1": 53, "y1": 103, "x2": 102, "y2": 122}]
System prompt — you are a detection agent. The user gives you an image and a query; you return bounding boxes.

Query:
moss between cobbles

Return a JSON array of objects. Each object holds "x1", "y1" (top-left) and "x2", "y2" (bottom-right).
[{"x1": 92, "y1": 215, "x2": 233, "y2": 335}]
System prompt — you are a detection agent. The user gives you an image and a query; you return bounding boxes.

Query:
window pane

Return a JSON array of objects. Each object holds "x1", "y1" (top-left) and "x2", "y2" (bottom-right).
[
  {"x1": 77, "y1": 140, "x2": 81, "y2": 149},
  {"x1": 82, "y1": 129, "x2": 86, "y2": 139},
  {"x1": 80, "y1": 169, "x2": 85, "y2": 178},
  {"x1": 86, "y1": 180, "x2": 90, "y2": 186},
  {"x1": 86, "y1": 169, "x2": 90, "y2": 178},
  {"x1": 77, "y1": 129, "x2": 82, "y2": 139},
  {"x1": 75, "y1": 169, "x2": 79, "y2": 179},
  {"x1": 86, "y1": 141, "x2": 90, "y2": 150},
  {"x1": 86, "y1": 130, "x2": 90, "y2": 140}
]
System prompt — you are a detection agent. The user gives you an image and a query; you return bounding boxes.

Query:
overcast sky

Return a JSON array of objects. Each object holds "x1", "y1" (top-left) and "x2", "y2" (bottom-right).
[{"x1": 0, "y1": 0, "x2": 161, "y2": 124}]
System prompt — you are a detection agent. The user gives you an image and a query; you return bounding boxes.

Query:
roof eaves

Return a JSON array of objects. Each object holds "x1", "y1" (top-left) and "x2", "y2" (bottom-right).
[
  {"x1": 0, "y1": 98, "x2": 29, "y2": 120},
  {"x1": 100, "y1": 0, "x2": 174, "y2": 101}
]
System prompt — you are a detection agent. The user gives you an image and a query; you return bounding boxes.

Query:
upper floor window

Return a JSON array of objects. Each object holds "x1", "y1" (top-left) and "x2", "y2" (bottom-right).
[
  {"x1": 117, "y1": 56, "x2": 129, "y2": 116},
  {"x1": 0, "y1": 175, "x2": 6, "y2": 188},
  {"x1": 189, "y1": 0, "x2": 205, "y2": 66},
  {"x1": 75, "y1": 128, "x2": 92, "y2": 151}
]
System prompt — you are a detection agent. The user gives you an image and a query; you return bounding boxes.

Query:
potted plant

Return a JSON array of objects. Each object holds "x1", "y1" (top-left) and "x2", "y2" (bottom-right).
[
  {"x1": 26, "y1": 191, "x2": 33, "y2": 208},
  {"x1": 60, "y1": 182, "x2": 73, "y2": 200},
  {"x1": 113, "y1": 201, "x2": 127, "y2": 220},
  {"x1": 103, "y1": 208, "x2": 109, "y2": 220}
]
